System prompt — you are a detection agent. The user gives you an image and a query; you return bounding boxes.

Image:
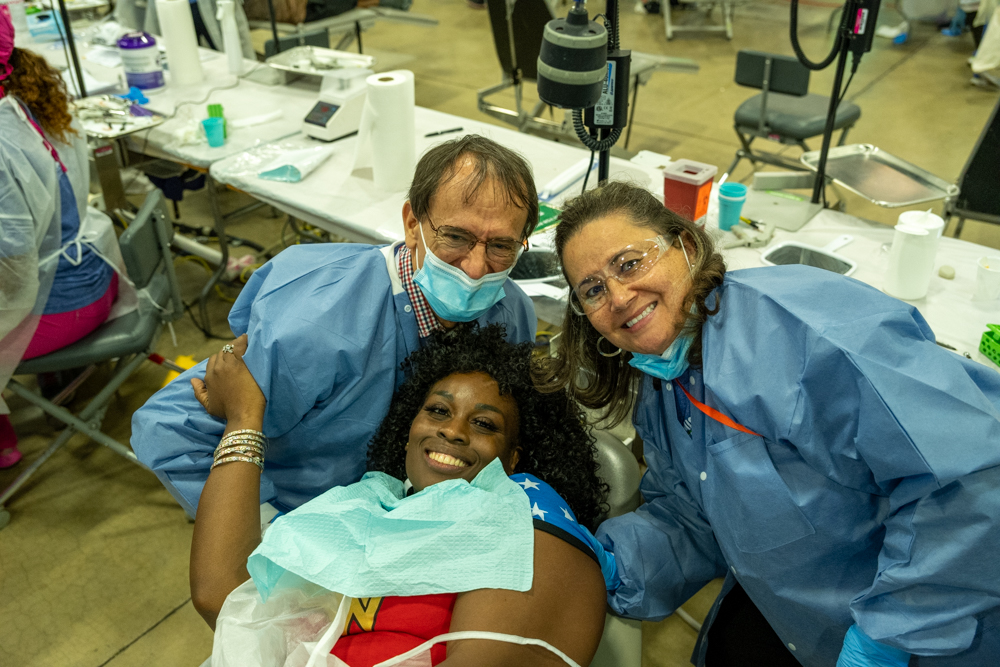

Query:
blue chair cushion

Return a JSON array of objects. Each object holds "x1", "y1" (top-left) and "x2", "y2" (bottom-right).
[{"x1": 735, "y1": 92, "x2": 861, "y2": 140}]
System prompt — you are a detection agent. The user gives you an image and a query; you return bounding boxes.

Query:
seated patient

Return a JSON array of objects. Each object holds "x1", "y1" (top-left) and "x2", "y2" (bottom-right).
[
  {"x1": 1, "y1": 18, "x2": 119, "y2": 468},
  {"x1": 191, "y1": 325, "x2": 614, "y2": 666},
  {"x1": 131, "y1": 134, "x2": 538, "y2": 518}
]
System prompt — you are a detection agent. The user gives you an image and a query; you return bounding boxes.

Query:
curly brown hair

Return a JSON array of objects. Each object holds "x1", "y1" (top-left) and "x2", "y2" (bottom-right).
[
  {"x1": 3, "y1": 48, "x2": 76, "y2": 143},
  {"x1": 367, "y1": 323, "x2": 609, "y2": 531},
  {"x1": 533, "y1": 181, "x2": 727, "y2": 427}
]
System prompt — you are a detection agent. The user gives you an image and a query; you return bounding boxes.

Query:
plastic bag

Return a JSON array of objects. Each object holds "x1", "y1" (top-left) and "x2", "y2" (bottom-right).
[
  {"x1": 213, "y1": 575, "x2": 583, "y2": 667},
  {"x1": 258, "y1": 145, "x2": 337, "y2": 183},
  {"x1": 212, "y1": 575, "x2": 345, "y2": 667}
]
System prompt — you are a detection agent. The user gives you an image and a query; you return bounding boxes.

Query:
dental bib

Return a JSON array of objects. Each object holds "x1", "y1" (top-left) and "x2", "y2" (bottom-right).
[{"x1": 247, "y1": 458, "x2": 534, "y2": 601}]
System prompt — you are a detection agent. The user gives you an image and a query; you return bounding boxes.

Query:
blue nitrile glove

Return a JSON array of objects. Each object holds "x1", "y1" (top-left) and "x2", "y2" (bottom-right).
[{"x1": 836, "y1": 624, "x2": 911, "y2": 667}]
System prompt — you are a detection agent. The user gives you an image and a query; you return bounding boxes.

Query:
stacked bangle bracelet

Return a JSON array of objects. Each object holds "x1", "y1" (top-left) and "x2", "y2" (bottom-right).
[{"x1": 212, "y1": 429, "x2": 268, "y2": 471}]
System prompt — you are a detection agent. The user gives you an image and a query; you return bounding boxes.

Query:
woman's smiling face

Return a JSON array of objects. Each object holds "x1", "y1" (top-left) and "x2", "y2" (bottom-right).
[
  {"x1": 561, "y1": 213, "x2": 694, "y2": 356},
  {"x1": 405, "y1": 372, "x2": 520, "y2": 492}
]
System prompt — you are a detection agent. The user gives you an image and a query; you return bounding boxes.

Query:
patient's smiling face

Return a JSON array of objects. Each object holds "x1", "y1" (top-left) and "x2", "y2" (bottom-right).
[{"x1": 405, "y1": 372, "x2": 520, "y2": 492}]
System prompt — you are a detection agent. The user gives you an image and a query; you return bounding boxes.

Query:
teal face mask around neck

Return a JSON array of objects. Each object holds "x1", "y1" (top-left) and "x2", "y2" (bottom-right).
[
  {"x1": 627, "y1": 332, "x2": 694, "y2": 382},
  {"x1": 246, "y1": 458, "x2": 534, "y2": 601}
]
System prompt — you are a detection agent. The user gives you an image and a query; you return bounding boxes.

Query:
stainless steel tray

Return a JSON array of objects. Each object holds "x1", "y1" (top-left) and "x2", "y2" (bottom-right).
[
  {"x1": 800, "y1": 144, "x2": 958, "y2": 208},
  {"x1": 265, "y1": 46, "x2": 375, "y2": 76}
]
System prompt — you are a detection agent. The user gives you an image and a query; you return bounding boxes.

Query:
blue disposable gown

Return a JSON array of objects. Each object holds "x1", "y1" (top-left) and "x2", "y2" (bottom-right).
[
  {"x1": 130, "y1": 242, "x2": 536, "y2": 516},
  {"x1": 597, "y1": 266, "x2": 1000, "y2": 666}
]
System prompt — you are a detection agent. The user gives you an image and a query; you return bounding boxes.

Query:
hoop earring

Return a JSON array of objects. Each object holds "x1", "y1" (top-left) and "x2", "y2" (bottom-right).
[{"x1": 596, "y1": 336, "x2": 621, "y2": 357}]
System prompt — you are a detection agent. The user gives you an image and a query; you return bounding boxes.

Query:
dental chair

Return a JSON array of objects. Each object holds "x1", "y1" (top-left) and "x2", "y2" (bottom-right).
[
  {"x1": 589, "y1": 429, "x2": 643, "y2": 667},
  {"x1": 0, "y1": 191, "x2": 183, "y2": 530}
]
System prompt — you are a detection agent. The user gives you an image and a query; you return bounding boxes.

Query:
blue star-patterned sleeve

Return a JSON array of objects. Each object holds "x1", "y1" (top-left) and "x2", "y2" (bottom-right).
[{"x1": 510, "y1": 473, "x2": 620, "y2": 591}]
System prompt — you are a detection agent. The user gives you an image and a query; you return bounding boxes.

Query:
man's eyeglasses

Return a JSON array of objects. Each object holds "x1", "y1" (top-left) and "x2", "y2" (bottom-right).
[
  {"x1": 425, "y1": 215, "x2": 527, "y2": 267},
  {"x1": 571, "y1": 236, "x2": 676, "y2": 315}
]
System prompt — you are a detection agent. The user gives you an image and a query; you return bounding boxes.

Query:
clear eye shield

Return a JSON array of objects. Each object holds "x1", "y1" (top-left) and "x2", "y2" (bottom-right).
[{"x1": 570, "y1": 235, "x2": 679, "y2": 316}]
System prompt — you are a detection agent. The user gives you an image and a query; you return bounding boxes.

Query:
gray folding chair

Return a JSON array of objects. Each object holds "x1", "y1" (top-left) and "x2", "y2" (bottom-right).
[
  {"x1": 0, "y1": 191, "x2": 183, "y2": 529},
  {"x1": 725, "y1": 50, "x2": 861, "y2": 179}
]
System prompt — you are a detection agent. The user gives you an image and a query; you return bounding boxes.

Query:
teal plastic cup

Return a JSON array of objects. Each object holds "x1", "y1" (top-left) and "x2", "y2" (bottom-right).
[
  {"x1": 201, "y1": 117, "x2": 226, "y2": 148},
  {"x1": 718, "y1": 182, "x2": 748, "y2": 231}
]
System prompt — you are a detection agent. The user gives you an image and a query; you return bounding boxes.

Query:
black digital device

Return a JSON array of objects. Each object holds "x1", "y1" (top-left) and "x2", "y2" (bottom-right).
[
  {"x1": 304, "y1": 102, "x2": 341, "y2": 127},
  {"x1": 848, "y1": 0, "x2": 881, "y2": 57}
]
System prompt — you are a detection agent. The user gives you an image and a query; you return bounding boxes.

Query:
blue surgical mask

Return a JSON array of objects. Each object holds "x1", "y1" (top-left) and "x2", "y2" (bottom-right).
[
  {"x1": 412, "y1": 224, "x2": 519, "y2": 322},
  {"x1": 628, "y1": 332, "x2": 694, "y2": 382}
]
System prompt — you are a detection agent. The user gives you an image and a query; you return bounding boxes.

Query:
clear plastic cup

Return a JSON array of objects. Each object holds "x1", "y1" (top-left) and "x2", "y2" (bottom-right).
[
  {"x1": 717, "y1": 183, "x2": 747, "y2": 232},
  {"x1": 201, "y1": 117, "x2": 226, "y2": 148}
]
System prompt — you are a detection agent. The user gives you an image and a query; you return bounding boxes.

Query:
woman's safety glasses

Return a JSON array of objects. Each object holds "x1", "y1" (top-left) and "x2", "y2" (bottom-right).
[
  {"x1": 426, "y1": 215, "x2": 528, "y2": 268},
  {"x1": 570, "y1": 235, "x2": 676, "y2": 315}
]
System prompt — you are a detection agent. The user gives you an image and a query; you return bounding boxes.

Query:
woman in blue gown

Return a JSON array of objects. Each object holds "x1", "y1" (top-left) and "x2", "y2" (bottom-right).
[{"x1": 539, "y1": 181, "x2": 1000, "y2": 667}]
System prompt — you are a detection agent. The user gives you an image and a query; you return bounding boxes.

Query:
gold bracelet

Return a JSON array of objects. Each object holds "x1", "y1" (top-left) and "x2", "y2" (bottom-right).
[
  {"x1": 215, "y1": 439, "x2": 266, "y2": 453},
  {"x1": 225, "y1": 429, "x2": 267, "y2": 440},
  {"x1": 211, "y1": 455, "x2": 264, "y2": 471},
  {"x1": 216, "y1": 440, "x2": 265, "y2": 452},
  {"x1": 214, "y1": 445, "x2": 265, "y2": 461},
  {"x1": 219, "y1": 432, "x2": 268, "y2": 453}
]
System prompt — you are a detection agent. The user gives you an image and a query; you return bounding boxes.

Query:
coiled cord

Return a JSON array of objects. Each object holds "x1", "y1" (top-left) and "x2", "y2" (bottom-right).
[{"x1": 789, "y1": 0, "x2": 844, "y2": 70}]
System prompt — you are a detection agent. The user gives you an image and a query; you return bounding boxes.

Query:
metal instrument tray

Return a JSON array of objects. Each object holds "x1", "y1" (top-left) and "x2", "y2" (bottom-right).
[
  {"x1": 800, "y1": 144, "x2": 958, "y2": 208},
  {"x1": 265, "y1": 46, "x2": 375, "y2": 76},
  {"x1": 73, "y1": 96, "x2": 166, "y2": 139}
]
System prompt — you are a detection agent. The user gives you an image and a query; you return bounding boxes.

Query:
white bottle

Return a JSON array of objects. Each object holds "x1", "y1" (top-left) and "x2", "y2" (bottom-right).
[
  {"x1": 883, "y1": 223, "x2": 936, "y2": 301},
  {"x1": 216, "y1": 0, "x2": 243, "y2": 76}
]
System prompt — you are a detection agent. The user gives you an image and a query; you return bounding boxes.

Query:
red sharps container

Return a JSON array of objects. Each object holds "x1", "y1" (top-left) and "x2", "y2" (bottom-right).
[{"x1": 663, "y1": 159, "x2": 717, "y2": 227}]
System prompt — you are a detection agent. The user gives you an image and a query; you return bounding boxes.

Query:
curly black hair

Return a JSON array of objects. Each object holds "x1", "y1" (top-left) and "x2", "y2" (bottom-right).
[{"x1": 366, "y1": 324, "x2": 609, "y2": 530}]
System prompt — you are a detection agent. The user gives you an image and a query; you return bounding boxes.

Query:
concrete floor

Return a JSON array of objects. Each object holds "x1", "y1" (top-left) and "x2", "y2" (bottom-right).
[{"x1": 1, "y1": 2, "x2": 997, "y2": 666}]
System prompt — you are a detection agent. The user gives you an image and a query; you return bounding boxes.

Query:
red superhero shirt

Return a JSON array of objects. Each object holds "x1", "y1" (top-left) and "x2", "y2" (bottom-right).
[
  {"x1": 329, "y1": 473, "x2": 611, "y2": 666},
  {"x1": 331, "y1": 593, "x2": 458, "y2": 666}
]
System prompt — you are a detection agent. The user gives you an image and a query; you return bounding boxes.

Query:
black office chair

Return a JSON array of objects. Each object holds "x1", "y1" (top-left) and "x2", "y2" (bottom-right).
[
  {"x1": 0, "y1": 191, "x2": 183, "y2": 529},
  {"x1": 478, "y1": 0, "x2": 558, "y2": 134},
  {"x1": 724, "y1": 50, "x2": 861, "y2": 179},
  {"x1": 944, "y1": 94, "x2": 1000, "y2": 238}
]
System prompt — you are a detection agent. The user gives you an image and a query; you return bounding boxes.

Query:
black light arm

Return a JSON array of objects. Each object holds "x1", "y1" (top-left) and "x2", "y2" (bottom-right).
[
  {"x1": 537, "y1": 0, "x2": 631, "y2": 186},
  {"x1": 266, "y1": 0, "x2": 281, "y2": 54},
  {"x1": 790, "y1": 0, "x2": 880, "y2": 204},
  {"x1": 57, "y1": 0, "x2": 87, "y2": 97}
]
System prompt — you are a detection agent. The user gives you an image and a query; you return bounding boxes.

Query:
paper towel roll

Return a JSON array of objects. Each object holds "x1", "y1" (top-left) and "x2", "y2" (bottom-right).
[
  {"x1": 156, "y1": 0, "x2": 204, "y2": 87},
  {"x1": 353, "y1": 70, "x2": 416, "y2": 192},
  {"x1": 884, "y1": 223, "x2": 936, "y2": 301},
  {"x1": 897, "y1": 210, "x2": 944, "y2": 238}
]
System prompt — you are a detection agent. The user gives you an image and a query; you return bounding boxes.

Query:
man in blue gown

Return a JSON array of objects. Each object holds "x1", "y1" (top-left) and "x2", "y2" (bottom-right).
[{"x1": 131, "y1": 135, "x2": 539, "y2": 516}]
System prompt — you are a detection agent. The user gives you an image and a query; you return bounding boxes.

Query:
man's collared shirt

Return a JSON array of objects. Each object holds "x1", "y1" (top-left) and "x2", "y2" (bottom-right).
[{"x1": 396, "y1": 244, "x2": 443, "y2": 339}]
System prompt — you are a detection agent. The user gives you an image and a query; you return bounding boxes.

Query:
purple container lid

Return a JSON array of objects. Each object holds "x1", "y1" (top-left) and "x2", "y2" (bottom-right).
[{"x1": 118, "y1": 31, "x2": 157, "y2": 49}]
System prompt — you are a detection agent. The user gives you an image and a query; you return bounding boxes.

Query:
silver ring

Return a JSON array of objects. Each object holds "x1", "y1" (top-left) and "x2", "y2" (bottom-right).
[{"x1": 222, "y1": 344, "x2": 235, "y2": 354}]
